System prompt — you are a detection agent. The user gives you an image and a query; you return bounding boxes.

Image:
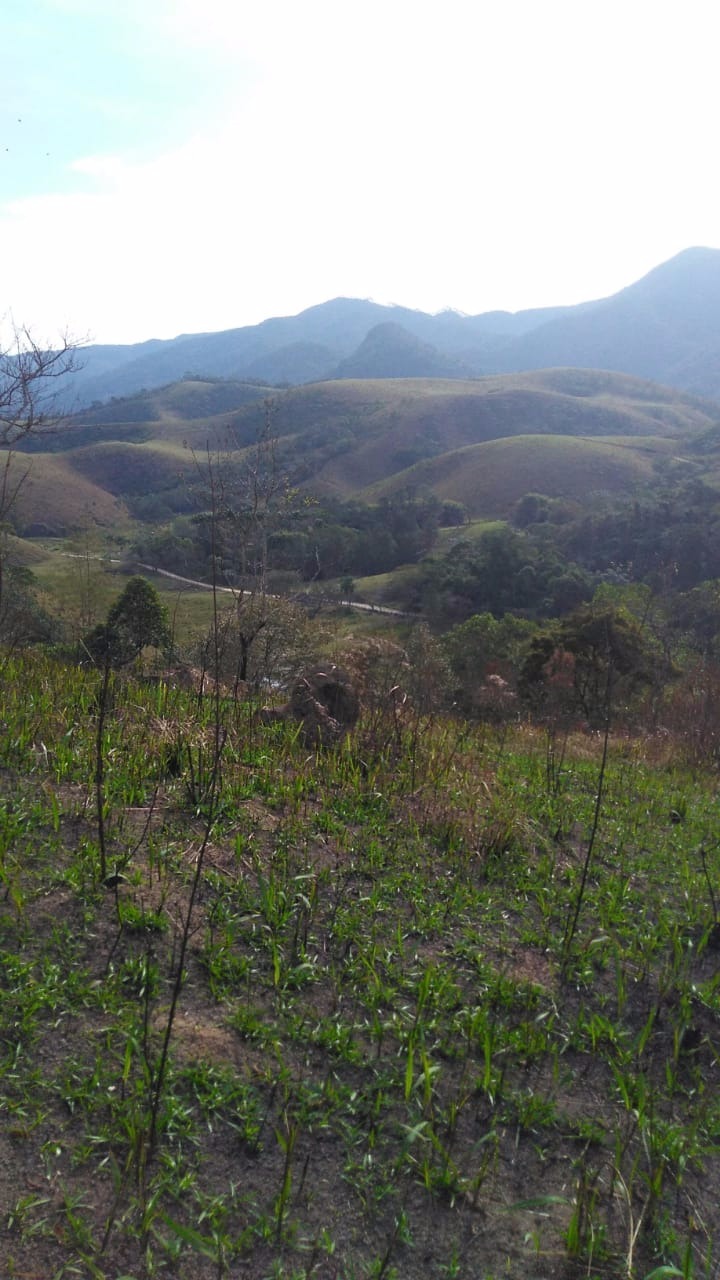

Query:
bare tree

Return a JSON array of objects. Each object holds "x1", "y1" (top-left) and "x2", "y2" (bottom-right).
[
  {"x1": 0, "y1": 322, "x2": 81, "y2": 630},
  {"x1": 1, "y1": 323, "x2": 79, "y2": 446}
]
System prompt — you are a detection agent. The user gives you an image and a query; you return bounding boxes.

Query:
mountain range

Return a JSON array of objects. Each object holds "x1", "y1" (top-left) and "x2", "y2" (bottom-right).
[{"x1": 63, "y1": 247, "x2": 720, "y2": 406}]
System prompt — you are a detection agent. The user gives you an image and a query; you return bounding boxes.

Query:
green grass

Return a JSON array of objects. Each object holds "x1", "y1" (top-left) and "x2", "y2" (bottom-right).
[
  {"x1": 353, "y1": 561, "x2": 423, "y2": 603},
  {"x1": 2, "y1": 647, "x2": 720, "y2": 1277},
  {"x1": 434, "y1": 518, "x2": 506, "y2": 552},
  {"x1": 28, "y1": 541, "x2": 234, "y2": 646}
]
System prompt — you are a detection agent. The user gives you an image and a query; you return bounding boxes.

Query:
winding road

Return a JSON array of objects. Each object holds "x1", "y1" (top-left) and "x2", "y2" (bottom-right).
[{"x1": 62, "y1": 552, "x2": 412, "y2": 617}]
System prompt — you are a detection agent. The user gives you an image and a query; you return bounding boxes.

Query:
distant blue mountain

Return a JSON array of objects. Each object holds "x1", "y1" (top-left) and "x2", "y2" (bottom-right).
[{"x1": 61, "y1": 248, "x2": 720, "y2": 406}]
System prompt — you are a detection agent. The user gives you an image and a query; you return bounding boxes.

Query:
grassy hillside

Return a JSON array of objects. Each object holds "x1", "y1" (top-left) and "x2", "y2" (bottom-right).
[
  {"x1": 7, "y1": 370, "x2": 718, "y2": 539},
  {"x1": 4, "y1": 533, "x2": 53, "y2": 566},
  {"x1": 5, "y1": 453, "x2": 130, "y2": 536},
  {"x1": 366, "y1": 433, "x2": 677, "y2": 518},
  {"x1": 23, "y1": 380, "x2": 273, "y2": 454},
  {"x1": 245, "y1": 370, "x2": 716, "y2": 496},
  {"x1": 2, "y1": 648, "x2": 720, "y2": 1278},
  {"x1": 148, "y1": 378, "x2": 272, "y2": 420},
  {"x1": 67, "y1": 441, "x2": 199, "y2": 505}
]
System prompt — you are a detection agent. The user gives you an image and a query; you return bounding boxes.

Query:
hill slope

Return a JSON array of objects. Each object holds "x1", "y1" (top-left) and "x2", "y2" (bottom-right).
[
  {"x1": 6, "y1": 453, "x2": 130, "y2": 535},
  {"x1": 366, "y1": 433, "x2": 675, "y2": 517},
  {"x1": 253, "y1": 369, "x2": 717, "y2": 495},
  {"x1": 332, "y1": 323, "x2": 473, "y2": 380},
  {"x1": 498, "y1": 248, "x2": 720, "y2": 395},
  {"x1": 11, "y1": 370, "x2": 718, "y2": 536}
]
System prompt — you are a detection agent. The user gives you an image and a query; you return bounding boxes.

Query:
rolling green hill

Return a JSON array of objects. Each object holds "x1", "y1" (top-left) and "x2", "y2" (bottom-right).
[
  {"x1": 7, "y1": 370, "x2": 719, "y2": 537},
  {"x1": 24, "y1": 379, "x2": 274, "y2": 453},
  {"x1": 255, "y1": 369, "x2": 717, "y2": 496}
]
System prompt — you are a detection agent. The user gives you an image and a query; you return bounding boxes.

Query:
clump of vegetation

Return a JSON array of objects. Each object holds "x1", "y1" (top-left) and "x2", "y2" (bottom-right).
[
  {"x1": 198, "y1": 593, "x2": 319, "y2": 693},
  {"x1": 0, "y1": 563, "x2": 58, "y2": 647},
  {"x1": 82, "y1": 575, "x2": 171, "y2": 667}
]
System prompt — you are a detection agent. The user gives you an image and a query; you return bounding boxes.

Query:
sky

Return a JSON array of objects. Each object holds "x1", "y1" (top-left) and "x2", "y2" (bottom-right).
[{"x1": 3, "y1": 0, "x2": 720, "y2": 347}]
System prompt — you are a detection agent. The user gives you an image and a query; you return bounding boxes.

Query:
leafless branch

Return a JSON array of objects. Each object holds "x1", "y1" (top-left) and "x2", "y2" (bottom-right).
[{"x1": 0, "y1": 323, "x2": 81, "y2": 446}]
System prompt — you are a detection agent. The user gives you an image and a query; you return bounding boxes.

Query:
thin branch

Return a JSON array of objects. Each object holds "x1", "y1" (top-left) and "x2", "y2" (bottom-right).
[{"x1": 1, "y1": 325, "x2": 81, "y2": 445}]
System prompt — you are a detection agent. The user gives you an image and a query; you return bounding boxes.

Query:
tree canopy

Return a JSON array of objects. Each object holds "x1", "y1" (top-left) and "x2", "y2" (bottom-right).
[
  {"x1": 83, "y1": 577, "x2": 171, "y2": 667},
  {"x1": 518, "y1": 603, "x2": 655, "y2": 725}
]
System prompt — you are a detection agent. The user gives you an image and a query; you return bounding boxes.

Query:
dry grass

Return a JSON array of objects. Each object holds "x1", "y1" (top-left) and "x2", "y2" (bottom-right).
[
  {"x1": 368, "y1": 433, "x2": 661, "y2": 517},
  {"x1": 5, "y1": 453, "x2": 130, "y2": 535}
]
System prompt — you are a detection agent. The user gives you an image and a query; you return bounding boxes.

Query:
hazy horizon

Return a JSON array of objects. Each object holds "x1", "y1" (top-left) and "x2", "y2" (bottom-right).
[{"x1": 4, "y1": 1, "x2": 720, "y2": 346}]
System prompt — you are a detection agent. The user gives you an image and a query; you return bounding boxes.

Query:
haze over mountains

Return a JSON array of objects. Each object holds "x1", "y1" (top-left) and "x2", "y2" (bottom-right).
[
  {"x1": 10, "y1": 246, "x2": 720, "y2": 545},
  {"x1": 65, "y1": 248, "x2": 720, "y2": 406}
]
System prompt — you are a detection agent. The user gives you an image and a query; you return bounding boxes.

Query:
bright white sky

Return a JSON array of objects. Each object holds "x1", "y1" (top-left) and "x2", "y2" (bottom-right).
[{"x1": 3, "y1": 0, "x2": 719, "y2": 346}]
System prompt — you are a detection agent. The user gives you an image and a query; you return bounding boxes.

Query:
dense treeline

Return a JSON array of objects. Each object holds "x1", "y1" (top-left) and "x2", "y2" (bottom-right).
[
  {"x1": 391, "y1": 481, "x2": 720, "y2": 624},
  {"x1": 130, "y1": 476, "x2": 720, "y2": 661},
  {"x1": 405, "y1": 525, "x2": 594, "y2": 622},
  {"x1": 132, "y1": 493, "x2": 467, "y2": 586},
  {"x1": 557, "y1": 480, "x2": 720, "y2": 590}
]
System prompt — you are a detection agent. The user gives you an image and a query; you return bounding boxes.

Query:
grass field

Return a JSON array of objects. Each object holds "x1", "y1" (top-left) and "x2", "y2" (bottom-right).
[
  {"x1": 1, "y1": 647, "x2": 720, "y2": 1278},
  {"x1": 27, "y1": 544, "x2": 232, "y2": 645}
]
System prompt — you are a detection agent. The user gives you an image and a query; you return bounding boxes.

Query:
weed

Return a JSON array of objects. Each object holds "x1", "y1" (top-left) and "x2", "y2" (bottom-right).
[{"x1": 3, "y1": 650, "x2": 720, "y2": 1276}]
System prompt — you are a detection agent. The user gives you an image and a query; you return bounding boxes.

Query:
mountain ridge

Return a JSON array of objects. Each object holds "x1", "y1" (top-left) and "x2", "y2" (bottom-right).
[{"x1": 56, "y1": 247, "x2": 720, "y2": 406}]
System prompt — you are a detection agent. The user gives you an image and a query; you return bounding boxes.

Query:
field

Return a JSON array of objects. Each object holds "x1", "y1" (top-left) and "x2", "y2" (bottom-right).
[
  {"x1": 1, "y1": 647, "x2": 720, "y2": 1279},
  {"x1": 26, "y1": 545, "x2": 232, "y2": 642}
]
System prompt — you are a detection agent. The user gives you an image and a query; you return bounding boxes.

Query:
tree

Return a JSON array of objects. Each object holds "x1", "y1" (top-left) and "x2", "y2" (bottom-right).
[
  {"x1": 1, "y1": 324, "x2": 79, "y2": 446},
  {"x1": 339, "y1": 574, "x2": 355, "y2": 604},
  {"x1": 443, "y1": 611, "x2": 537, "y2": 710},
  {"x1": 84, "y1": 576, "x2": 171, "y2": 668},
  {"x1": 670, "y1": 580, "x2": 720, "y2": 659},
  {"x1": 0, "y1": 564, "x2": 58, "y2": 649},
  {"x1": 202, "y1": 594, "x2": 318, "y2": 692},
  {"x1": 0, "y1": 324, "x2": 80, "y2": 636},
  {"x1": 519, "y1": 603, "x2": 654, "y2": 726},
  {"x1": 512, "y1": 492, "x2": 553, "y2": 529},
  {"x1": 212, "y1": 402, "x2": 291, "y2": 592}
]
